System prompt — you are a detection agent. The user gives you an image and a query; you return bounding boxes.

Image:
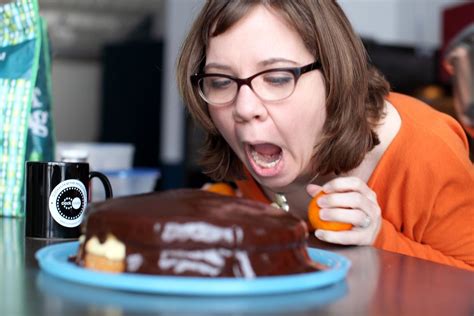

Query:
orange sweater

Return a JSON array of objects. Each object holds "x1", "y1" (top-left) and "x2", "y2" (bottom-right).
[{"x1": 232, "y1": 93, "x2": 474, "y2": 271}]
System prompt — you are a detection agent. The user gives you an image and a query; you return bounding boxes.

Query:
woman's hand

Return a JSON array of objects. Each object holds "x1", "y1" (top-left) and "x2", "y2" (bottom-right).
[{"x1": 306, "y1": 177, "x2": 381, "y2": 245}]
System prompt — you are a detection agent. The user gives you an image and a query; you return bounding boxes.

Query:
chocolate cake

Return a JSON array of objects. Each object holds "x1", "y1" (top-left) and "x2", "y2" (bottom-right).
[{"x1": 75, "y1": 189, "x2": 319, "y2": 278}]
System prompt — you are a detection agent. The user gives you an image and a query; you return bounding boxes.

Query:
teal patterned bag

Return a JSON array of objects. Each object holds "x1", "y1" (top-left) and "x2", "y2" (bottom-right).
[
  {"x1": 25, "y1": 17, "x2": 55, "y2": 163},
  {"x1": 0, "y1": 0, "x2": 51, "y2": 217}
]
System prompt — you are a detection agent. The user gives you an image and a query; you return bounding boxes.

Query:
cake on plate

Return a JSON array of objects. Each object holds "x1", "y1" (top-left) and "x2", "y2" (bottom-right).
[{"x1": 75, "y1": 189, "x2": 320, "y2": 278}]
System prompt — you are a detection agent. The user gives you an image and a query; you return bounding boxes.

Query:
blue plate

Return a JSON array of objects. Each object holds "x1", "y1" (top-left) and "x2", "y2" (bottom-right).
[
  {"x1": 36, "y1": 241, "x2": 350, "y2": 296},
  {"x1": 36, "y1": 272, "x2": 348, "y2": 313}
]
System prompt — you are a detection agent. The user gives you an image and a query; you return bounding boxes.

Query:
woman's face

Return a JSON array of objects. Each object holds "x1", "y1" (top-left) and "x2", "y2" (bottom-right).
[{"x1": 206, "y1": 5, "x2": 326, "y2": 191}]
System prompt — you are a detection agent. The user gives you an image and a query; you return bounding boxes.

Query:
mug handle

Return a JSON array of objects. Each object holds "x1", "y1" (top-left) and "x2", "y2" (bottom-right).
[{"x1": 89, "y1": 171, "x2": 113, "y2": 199}]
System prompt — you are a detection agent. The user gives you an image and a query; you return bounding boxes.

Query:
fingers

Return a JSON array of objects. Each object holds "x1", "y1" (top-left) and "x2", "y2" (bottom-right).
[
  {"x1": 315, "y1": 228, "x2": 374, "y2": 245},
  {"x1": 314, "y1": 211, "x2": 380, "y2": 245},
  {"x1": 319, "y1": 207, "x2": 369, "y2": 228},
  {"x1": 312, "y1": 176, "x2": 381, "y2": 245},
  {"x1": 318, "y1": 191, "x2": 380, "y2": 229},
  {"x1": 322, "y1": 177, "x2": 377, "y2": 203},
  {"x1": 317, "y1": 191, "x2": 375, "y2": 213},
  {"x1": 315, "y1": 209, "x2": 378, "y2": 245},
  {"x1": 319, "y1": 177, "x2": 381, "y2": 224},
  {"x1": 306, "y1": 183, "x2": 323, "y2": 197}
]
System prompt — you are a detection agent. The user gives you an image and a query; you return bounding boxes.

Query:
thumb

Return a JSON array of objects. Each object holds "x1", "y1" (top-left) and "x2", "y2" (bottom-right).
[{"x1": 306, "y1": 183, "x2": 323, "y2": 197}]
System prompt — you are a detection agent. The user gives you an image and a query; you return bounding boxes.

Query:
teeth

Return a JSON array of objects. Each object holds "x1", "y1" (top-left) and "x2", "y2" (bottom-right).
[{"x1": 251, "y1": 149, "x2": 281, "y2": 168}]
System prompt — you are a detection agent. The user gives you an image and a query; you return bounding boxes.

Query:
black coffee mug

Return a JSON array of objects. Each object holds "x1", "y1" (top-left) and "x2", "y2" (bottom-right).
[{"x1": 25, "y1": 161, "x2": 113, "y2": 239}]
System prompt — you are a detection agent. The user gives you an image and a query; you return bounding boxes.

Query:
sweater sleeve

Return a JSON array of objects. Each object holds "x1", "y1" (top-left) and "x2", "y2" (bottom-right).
[
  {"x1": 372, "y1": 144, "x2": 474, "y2": 271},
  {"x1": 375, "y1": 218, "x2": 474, "y2": 271}
]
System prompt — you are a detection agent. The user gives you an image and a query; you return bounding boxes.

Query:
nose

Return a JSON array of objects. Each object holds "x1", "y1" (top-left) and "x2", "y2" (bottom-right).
[{"x1": 232, "y1": 85, "x2": 268, "y2": 123}]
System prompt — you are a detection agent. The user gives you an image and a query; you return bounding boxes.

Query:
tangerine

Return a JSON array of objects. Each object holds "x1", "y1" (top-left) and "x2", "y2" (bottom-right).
[
  {"x1": 205, "y1": 183, "x2": 235, "y2": 196},
  {"x1": 307, "y1": 192, "x2": 353, "y2": 231}
]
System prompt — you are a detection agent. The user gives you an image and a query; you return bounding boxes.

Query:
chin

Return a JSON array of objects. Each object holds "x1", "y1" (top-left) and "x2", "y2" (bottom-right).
[{"x1": 253, "y1": 173, "x2": 296, "y2": 193}]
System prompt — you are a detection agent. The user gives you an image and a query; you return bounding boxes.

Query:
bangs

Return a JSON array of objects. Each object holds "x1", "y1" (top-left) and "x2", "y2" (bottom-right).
[{"x1": 210, "y1": 2, "x2": 256, "y2": 37}]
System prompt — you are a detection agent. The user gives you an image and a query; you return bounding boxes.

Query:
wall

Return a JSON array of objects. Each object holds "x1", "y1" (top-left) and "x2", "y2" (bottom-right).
[
  {"x1": 157, "y1": 0, "x2": 204, "y2": 188},
  {"x1": 51, "y1": 59, "x2": 102, "y2": 142},
  {"x1": 339, "y1": 0, "x2": 465, "y2": 48},
  {"x1": 159, "y1": 0, "x2": 203, "y2": 166}
]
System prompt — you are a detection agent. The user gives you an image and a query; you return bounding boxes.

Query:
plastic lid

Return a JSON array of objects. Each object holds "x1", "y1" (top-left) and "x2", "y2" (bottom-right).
[{"x1": 60, "y1": 149, "x2": 89, "y2": 162}]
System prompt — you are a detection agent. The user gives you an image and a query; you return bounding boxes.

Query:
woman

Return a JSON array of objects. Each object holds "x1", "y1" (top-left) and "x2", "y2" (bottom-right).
[{"x1": 177, "y1": 0, "x2": 474, "y2": 270}]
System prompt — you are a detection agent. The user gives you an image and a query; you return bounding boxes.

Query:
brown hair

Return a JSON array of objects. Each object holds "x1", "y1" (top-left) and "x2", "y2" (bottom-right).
[{"x1": 177, "y1": 0, "x2": 390, "y2": 181}]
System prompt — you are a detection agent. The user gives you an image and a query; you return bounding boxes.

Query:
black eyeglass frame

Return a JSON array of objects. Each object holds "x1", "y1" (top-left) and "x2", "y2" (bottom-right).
[{"x1": 190, "y1": 60, "x2": 322, "y2": 105}]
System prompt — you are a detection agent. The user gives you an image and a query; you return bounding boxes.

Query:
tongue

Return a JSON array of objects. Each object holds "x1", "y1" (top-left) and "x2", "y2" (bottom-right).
[
  {"x1": 252, "y1": 144, "x2": 281, "y2": 156},
  {"x1": 251, "y1": 144, "x2": 282, "y2": 165}
]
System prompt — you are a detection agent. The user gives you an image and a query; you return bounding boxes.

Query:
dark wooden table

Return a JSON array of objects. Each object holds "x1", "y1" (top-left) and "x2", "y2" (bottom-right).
[{"x1": 1, "y1": 217, "x2": 473, "y2": 315}]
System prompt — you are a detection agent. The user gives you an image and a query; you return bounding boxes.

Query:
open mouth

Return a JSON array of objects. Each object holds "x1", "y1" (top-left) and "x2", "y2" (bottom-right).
[{"x1": 246, "y1": 143, "x2": 284, "y2": 177}]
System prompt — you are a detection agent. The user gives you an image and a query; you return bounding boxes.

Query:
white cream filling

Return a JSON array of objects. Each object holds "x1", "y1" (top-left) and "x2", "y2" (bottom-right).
[
  {"x1": 250, "y1": 148, "x2": 281, "y2": 168},
  {"x1": 85, "y1": 234, "x2": 126, "y2": 261}
]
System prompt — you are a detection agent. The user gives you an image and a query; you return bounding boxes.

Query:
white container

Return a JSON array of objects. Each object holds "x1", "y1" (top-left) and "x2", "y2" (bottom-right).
[
  {"x1": 91, "y1": 168, "x2": 160, "y2": 202},
  {"x1": 56, "y1": 142, "x2": 135, "y2": 171}
]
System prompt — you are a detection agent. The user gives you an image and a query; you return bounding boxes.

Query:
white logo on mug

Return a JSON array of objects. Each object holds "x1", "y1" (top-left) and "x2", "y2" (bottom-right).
[{"x1": 49, "y1": 179, "x2": 87, "y2": 228}]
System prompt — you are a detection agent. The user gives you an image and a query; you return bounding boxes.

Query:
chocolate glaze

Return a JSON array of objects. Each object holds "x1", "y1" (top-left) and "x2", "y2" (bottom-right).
[{"x1": 77, "y1": 189, "x2": 319, "y2": 277}]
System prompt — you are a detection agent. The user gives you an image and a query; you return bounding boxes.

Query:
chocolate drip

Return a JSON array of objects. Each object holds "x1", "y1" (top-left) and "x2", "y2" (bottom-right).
[{"x1": 77, "y1": 189, "x2": 319, "y2": 277}]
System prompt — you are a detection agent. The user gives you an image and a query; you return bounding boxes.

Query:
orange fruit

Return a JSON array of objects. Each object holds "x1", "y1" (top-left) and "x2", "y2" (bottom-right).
[
  {"x1": 205, "y1": 183, "x2": 235, "y2": 196},
  {"x1": 307, "y1": 192, "x2": 353, "y2": 231}
]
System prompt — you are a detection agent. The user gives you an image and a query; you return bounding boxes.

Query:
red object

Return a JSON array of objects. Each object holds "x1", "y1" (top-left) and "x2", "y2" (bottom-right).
[{"x1": 440, "y1": 2, "x2": 474, "y2": 82}]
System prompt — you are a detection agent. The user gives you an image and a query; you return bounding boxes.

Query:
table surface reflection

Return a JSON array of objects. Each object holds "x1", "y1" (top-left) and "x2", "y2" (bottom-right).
[{"x1": 1, "y1": 217, "x2": 473, "y2": 316}]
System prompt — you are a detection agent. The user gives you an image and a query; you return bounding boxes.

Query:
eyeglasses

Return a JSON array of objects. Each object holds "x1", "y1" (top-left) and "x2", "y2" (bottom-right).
[{"x1": 190, "y1": 61, "x2": 322, "y2": 106}]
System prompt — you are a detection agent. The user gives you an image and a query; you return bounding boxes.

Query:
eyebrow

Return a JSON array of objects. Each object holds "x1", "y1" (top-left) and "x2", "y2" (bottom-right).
[
  {"x1": 258, "y1": 58, "x2": 299, "y2": 67},
  {"x1": 204, "y1": 63, "x2": 231, "y2": 72},
  {"x1": 204, "y1": 58, "x2": 299, "y2": 72}
]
